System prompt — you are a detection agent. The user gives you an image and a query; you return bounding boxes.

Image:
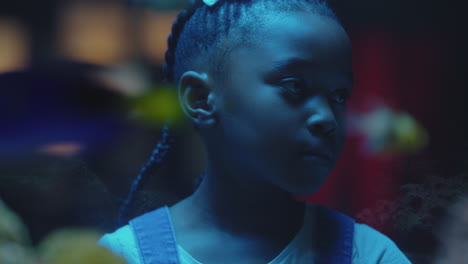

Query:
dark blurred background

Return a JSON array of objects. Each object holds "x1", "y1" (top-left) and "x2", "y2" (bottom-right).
[{"x1": 1, "y1": 0, "x2": 467, "y2": 263}]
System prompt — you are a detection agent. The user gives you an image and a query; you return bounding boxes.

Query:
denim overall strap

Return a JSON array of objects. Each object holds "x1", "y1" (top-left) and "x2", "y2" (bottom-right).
[
  {"x1": 130, "y1": 206, "x2": 180, "y2": 264},
  {"x1": 315, "y1": 205, "x2": 354, "y2": 264}
]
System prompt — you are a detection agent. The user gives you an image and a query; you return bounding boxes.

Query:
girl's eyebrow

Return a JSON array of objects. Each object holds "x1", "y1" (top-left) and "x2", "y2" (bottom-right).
[
  {"x1": 268, "y1": 57, "x2": 354, "y2": 89},
  {"x1": 269, "y1": 58, "x2": 317, "y2": 73},
  {"x1": 269, "y1": 57, "x2": 354, "y2": 82}
]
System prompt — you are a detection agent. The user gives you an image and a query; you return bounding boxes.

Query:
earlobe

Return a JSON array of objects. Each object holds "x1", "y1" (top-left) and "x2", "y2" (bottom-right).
[{"x1": 178, "y1": 71, "x2": 217, "y2": 127}]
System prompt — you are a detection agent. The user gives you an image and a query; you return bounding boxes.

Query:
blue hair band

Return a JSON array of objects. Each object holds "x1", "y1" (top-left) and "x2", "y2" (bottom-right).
[{"x1": 202, "y1": 0, "x2": 220, "y2": 6}]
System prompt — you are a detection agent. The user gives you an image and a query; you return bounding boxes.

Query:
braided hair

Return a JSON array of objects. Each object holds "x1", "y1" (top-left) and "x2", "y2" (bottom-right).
[
  {"x1": 117, "y1": 0, "x2": 339, "y2": 226},
  {"x1": 162, "y1": 0, "x2": 339, "y2": 84}
]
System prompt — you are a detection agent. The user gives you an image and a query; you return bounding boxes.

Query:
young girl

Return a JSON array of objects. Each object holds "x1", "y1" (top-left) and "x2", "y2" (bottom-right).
[{"x1": 99, "y1": 0, "x2": 412, "y2": 263}]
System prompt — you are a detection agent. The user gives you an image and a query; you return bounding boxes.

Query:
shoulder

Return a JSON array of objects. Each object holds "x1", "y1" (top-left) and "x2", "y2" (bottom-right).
[
  {"x1": 97, "y1": 206, "x2": 172, "y2": 264},
  {"x1": 308, "y1": 205, "x2": 412, "y2": 263},
  {"x1": 98, "y1": 225, "x2": 140, "y2": 264},
  {"x1": 352, "y1": 223, "x2": 412, "y2": 264}
]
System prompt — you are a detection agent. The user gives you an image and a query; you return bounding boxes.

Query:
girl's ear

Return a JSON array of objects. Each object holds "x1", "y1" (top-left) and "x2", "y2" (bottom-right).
[{"x1": 178, "y1": 71, "x2": 217, "y2": 127}]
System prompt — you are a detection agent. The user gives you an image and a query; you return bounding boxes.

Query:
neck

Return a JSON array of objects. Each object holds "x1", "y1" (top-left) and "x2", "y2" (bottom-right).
[{"x1": 187, "y1": 159, "x2": 306, "y2": 241}]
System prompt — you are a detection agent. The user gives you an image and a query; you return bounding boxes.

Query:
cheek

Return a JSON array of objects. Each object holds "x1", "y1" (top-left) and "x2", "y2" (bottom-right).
[
  {"x1": 219, "y1": 105, "x2": 296, "y2": 168},
  {"x1": 223, "y1": 86, "x2": 294, "y2": 134}
]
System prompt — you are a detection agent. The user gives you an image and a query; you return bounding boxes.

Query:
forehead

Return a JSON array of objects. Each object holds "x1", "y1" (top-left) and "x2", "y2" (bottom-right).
[{"x1": 227, "y1": 11, "x2": 352, "y2": 79}]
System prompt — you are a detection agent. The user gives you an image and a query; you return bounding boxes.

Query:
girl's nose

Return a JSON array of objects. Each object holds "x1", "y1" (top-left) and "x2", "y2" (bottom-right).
[{"x1": 305, "y1": 96, "x2": 337, "y2": 137}]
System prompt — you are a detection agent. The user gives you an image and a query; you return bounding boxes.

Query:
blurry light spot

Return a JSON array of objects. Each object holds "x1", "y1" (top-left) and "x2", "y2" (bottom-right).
[
  {"x1": 355, "y1": 106, "x2": 429, "y2": 155},
  {"x1": 130, "y1": 85, "x2": 184, "y2": 126},
  {"x1": 38, "y1": 228, "x2": 127, "y2": 264},
  {"x1": 57, "y1": 3, "x2": 131, "y2": 65},
  {"x1": 0, "y1": 18, "x2": 29, "y2": 72},
  {"x1": 92, "y1": 64, "x2": 149, "y2": 96},
  {"x1": 36, "y1": 142, "x2": 84, "y2": 157},
  {"x1": 140, "y1": 11, "x2": 177, "y2": 65},
  {"x1": 392, "y1": 113, "x2": 429, "y2": 153}
]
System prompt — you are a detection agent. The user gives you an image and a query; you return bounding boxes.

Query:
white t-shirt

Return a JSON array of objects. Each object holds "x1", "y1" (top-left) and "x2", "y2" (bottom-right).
[{"x1": 99, "y1": 204, "x2": 412, "y2": 264}]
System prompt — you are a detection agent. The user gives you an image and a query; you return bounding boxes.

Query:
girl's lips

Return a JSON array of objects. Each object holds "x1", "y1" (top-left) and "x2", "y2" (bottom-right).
[
  {"x1": 299, "y1": 153, "x2": 334, "y2": 166},
  {"x1": 299, "y1": 151, "x2": 334, "y2": 162},
  {"x1": 300, "y1": 150, "x2": 332, "y2": 159}
]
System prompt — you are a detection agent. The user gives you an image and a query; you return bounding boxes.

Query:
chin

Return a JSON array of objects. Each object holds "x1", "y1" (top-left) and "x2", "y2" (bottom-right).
[
  {"x1": 282, "y1": 169, "x2": 332, "y2": 196},
  {"x1": 287, "y1": 184, "x2": 323, "y2": 197}
]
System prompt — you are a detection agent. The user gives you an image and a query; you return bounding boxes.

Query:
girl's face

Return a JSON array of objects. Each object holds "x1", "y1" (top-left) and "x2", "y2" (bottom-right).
[{"x1": 213, "y1": 11, "x2": 353, "y2": 196}]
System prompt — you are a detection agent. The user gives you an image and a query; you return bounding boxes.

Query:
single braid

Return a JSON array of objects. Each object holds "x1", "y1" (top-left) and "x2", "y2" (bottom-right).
[
  {"x1": 162, "y1": 2, "x2": 202, "y2": 83},
  {"x1": 116, "y1": 2, "x2": 205, "y2": 226},
  {"x1": 116, "y1": 124, "x2": 174, "y2": 227}
]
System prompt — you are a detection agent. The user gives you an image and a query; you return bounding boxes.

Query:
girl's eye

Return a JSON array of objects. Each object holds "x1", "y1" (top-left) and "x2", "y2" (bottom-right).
[
  {"x1": 329, "y1": 89, "x2": 350, "y2": 104},
  {"x1": 279, "y1": 78, "x2": 305, "y2": 96}
]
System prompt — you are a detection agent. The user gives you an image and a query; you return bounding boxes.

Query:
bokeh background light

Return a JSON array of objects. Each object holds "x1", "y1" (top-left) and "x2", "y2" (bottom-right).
[
  {"x1": 140, "y1": 10, "x2": 178, "y2": 64},
  {"x1": 56, "y1": 2, "x2": 132, "y2": 66},
  {"x1": 0, "y1": 18, "x2": 29, "y2": 72}
]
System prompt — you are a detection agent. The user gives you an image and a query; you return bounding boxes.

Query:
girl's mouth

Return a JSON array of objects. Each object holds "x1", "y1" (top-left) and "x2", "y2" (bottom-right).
[{"x1": 299, "y1": 150, "x2": 333, "y2": 164}]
